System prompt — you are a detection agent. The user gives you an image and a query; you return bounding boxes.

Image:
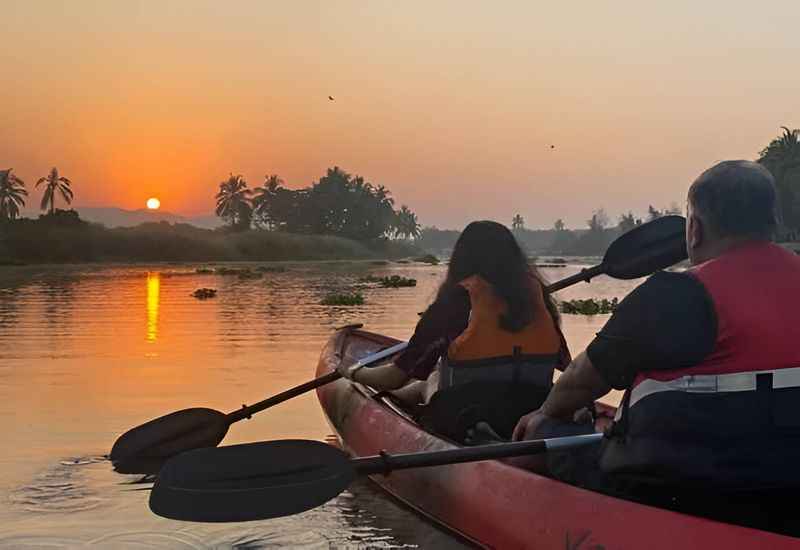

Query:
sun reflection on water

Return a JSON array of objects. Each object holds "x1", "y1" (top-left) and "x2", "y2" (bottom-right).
[{"x1": 146, "y1": 272, "x2": 159, "y2": 342}]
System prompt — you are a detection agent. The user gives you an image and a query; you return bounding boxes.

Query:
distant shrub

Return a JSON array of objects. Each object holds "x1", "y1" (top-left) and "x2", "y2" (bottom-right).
[
  {"x1": 321, "y1": 292, "x2": 365, "y2": 306},
  {"x1": 560, "y1": 298, "x2": 618, "y2": 315},
  {"x1": 192, "y1": 288, "x2": 217, "y2": 299}
]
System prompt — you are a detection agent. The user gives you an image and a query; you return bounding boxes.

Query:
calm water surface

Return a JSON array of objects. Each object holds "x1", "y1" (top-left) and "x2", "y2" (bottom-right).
[{"x1": 0, "y1": 261, "x2": 639, "y2": 549}]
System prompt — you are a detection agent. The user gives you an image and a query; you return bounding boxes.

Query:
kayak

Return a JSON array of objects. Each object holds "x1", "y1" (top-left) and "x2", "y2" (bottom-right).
[{"x1": 316, "y1": 328, "x2": 800, "y2": 549}]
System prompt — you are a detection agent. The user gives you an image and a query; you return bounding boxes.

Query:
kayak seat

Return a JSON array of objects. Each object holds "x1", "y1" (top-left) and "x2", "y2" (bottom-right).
[{"x1": 417, "y1": 381, "x2": 550, "y2": 444}]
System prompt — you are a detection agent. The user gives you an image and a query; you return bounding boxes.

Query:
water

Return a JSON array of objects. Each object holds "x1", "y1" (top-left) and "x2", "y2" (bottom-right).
[{"x1": 0, "y1": 261, "x2": 640, "y2": 549}]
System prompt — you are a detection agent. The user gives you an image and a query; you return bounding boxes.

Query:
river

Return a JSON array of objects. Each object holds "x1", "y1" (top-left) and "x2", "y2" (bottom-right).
[{"x1": 0, "y1": 261, "x2": 640, "y2": 549}]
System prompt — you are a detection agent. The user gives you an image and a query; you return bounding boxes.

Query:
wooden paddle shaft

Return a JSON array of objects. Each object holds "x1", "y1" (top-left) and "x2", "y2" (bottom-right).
[{"x1": 351, "y1": 433, "x2": 604, "y2": 475}]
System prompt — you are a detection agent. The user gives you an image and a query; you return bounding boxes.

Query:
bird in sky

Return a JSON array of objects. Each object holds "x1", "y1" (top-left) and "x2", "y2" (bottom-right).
[
  {"x1": 328, "y1": 96, "x2": 334, "y2": 101},
  {"x1": 550, "y1": 144, "x2": 555, "y2": 149}
]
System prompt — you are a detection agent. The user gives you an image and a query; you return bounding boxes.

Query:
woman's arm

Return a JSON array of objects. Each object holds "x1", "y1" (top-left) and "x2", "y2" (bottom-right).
[{"x1": 348, "y1": 362, "x2": 410, "y2": 390}]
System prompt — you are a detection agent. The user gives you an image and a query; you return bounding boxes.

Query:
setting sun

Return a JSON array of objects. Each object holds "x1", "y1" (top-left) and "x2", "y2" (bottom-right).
[{"x1": 146, "y1": 198, "x2": 160, "y2": 210}]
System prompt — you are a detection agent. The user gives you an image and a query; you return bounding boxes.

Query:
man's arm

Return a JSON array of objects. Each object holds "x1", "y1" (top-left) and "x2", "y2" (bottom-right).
[
  {"x1": 512, "y1": 352, "x2": 610, "y2": 440},
  {"x1": 540, "y1": 351, "x2": 611, "y2": 419}
]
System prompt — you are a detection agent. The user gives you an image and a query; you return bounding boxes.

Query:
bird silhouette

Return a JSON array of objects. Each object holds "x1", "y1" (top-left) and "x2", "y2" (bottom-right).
[
  {"x1": 550, "y1": 145, "x2": 555, "y2": 149},
  {"x1": 328, "y1": 96, "x2": 334, "y2": 101}
]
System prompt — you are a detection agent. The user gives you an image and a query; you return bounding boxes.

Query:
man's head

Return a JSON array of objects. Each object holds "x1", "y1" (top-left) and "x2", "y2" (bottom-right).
[{"x1": 686, "y1": 160, "x2": 778, "y2": 264}]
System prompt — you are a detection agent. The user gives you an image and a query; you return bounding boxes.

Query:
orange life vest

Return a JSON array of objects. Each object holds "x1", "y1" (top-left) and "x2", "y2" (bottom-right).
[{"x1": 447, "y1": 274, "x2": 563, "y2": 363}]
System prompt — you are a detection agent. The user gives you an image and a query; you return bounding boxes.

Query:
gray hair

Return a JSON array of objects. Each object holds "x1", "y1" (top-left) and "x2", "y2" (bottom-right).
[{"x1": 688, "y1": 160, "x2": 778, "y2": 239}]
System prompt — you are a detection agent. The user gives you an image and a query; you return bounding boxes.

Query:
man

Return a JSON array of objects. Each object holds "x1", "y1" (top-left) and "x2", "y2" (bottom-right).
[{"x1": 514, "y1": 160, "x2": 800, "y2": 496}]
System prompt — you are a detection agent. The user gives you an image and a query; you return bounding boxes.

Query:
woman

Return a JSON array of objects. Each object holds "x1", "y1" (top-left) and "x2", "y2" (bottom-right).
[{"x1": 339, "y1": 220, "x2": 569, "y2": 438}]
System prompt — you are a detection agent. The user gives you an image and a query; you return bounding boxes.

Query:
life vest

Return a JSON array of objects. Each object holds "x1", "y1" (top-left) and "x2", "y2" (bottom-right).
[
  {"x1": 601, "y1": 242, "x2": 800, "y2": 488},
  {"x1": 439, "y1": 275, "x2": 567, "y2": 389},
  {"x1": 427, "y1": 274, "x2": 567, "y2": 442},
  {"x1": 629, "y1": 242, "x2": 800, "y2": 404}
]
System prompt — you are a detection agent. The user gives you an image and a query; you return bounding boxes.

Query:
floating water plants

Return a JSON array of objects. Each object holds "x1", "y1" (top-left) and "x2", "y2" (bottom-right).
[
  {"x1": 321, "y1": 292, "x2": 365, "y2": 306},
  {"x1": 560, "y1": 298, "x2": 618, "y2": 315},
  {"x1": 192, "y1": 288, "x2": 217, "y2": 299},
  {"x1": 413, "y1": 254, "x2": 439, "y2": 265},
  {"x1": 237, "y1": 271, "x2": 263, "y2": 280},
  {"x1": 359, "y1": 275, "x2": 417, "y2": 288},
  {"x1": 378, "y1": 275, "x2": 416, "y2": 288}
]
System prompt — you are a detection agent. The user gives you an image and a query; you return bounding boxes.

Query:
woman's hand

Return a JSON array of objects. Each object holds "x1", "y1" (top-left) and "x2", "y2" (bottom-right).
[
  {"x1": 337, "y1": 361, "x2": 356, "y2": 380},
  {"x1": 512, "y1": 409, "x2": 552, "y2": 441}
]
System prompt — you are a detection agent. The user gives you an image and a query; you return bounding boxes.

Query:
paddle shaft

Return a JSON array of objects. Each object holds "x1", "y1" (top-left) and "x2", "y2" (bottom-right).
[
  {"x1": 226, "y1": 341, "x2": 409, "y2": 423},
  {"x1": 545, "y1": 265, "x2": 605, "y2": 293},
  {"x1": 351, "y1": 433, "x2": 603, "y2": 475}
]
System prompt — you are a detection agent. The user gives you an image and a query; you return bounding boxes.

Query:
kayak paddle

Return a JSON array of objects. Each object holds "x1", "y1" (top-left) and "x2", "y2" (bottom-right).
[
  {"x1": 110, "y1": 340, "x2": 408, "y2": 473},
  {"x1": 149, "y1": 434, "x2": 604, "y2": 522},
  {"x1": 110, "y1": 215, "x2": 686, "y2": 472}
]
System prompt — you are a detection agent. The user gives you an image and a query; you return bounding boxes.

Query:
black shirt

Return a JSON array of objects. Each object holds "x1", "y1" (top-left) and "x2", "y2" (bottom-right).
[{"x1": 586, "y1": 271, "x2": 717, "y2": 390}]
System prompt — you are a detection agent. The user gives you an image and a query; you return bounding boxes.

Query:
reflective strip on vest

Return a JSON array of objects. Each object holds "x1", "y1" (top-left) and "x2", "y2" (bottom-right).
[{"x1": 629, "y1": 366, "x2": 800, "y2": 408}]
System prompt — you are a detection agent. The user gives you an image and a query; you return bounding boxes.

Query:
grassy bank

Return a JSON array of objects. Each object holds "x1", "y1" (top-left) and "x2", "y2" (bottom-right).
[{"x1": 0, "y1": 218, "x2": 421, "y2": 264}]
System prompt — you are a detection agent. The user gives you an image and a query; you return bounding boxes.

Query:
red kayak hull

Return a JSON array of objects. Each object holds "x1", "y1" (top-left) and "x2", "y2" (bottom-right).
[{"x1": 316, "y1": 329, "x2": 799, "y2": 549}]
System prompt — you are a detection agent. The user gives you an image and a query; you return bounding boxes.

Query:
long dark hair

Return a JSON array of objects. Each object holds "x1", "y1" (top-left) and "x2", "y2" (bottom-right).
[{"x1": 437, "y1": 220, "x2": 559, "y2": 332}]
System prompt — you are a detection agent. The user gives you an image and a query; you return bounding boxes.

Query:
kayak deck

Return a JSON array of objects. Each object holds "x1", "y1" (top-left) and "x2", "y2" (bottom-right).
[{"x1": 316, "y1": 328, "x2": 800, "y2": 550}]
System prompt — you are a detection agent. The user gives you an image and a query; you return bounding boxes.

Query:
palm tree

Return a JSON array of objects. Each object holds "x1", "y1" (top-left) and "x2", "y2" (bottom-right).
[
  {"x1": 215, "y1": 174, "x2": 253, "y2": 230},
  {"x1": 511, "y1": 214, "x2": 524, "y2": 231},
  {"x1": 252, "y1": 174, "x2": 284, "y2": 229},
  {"x1": 0, "y1": 169, "x2": 28, "y2": 222},
  {"x1": 394, "y1": 205, "x2": 421, "y2": 239},
  {"x1": 36, "y1": 167, "x2": 73, "y2": 215},
  {"x1": 758, "y1": 127, "x2": 800, "y2": 231}
]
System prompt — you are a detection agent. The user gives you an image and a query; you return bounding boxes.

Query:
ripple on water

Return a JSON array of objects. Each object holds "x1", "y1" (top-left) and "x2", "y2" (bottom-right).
[{"x1": 9, "y1": 456, "x2": 108, "y2": 514}]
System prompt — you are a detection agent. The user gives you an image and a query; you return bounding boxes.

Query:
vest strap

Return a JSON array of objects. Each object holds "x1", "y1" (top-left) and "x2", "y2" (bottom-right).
[{"x1": 630, "y1": 366, "x2": 800, "y2": 408}]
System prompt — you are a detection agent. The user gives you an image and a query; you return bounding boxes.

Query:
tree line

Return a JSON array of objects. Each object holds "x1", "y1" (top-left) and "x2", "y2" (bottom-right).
[
  {"x1": 0, "y1": 167, "x2": 74, "y2": 222},
  {"x1": 419, "y1": 202, "x2": 684, "y2": 257},
  {"x1": 215, "y1": 167, "x2": 422, "y2": 241}
]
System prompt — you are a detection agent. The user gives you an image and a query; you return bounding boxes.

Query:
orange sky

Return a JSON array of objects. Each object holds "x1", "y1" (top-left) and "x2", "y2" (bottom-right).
[{"x1": 2, "y1": 1, "x2": 799, "y2": 228}]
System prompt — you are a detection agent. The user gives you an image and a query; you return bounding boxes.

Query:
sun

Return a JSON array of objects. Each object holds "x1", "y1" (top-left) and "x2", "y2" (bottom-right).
[{"x1": 146, "y1": 197, "x2": 161, "y2": 210}]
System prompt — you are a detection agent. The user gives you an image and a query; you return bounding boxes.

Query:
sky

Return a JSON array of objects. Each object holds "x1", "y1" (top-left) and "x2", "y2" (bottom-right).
[{"x1": 2, "y1": 1, "x2": 799, "y2": 229}]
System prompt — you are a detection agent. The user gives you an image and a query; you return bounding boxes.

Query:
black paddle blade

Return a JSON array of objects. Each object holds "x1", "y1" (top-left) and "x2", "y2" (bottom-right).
[
  {"x1": 110, "y1": 407, "x2": 229, "y2": 471},
  {"x1": 604, "y1": 215, "x2": 687, "y2": 279},
  {"x1": 150, "y1": 440, "x2": 355, "y2": 522}
]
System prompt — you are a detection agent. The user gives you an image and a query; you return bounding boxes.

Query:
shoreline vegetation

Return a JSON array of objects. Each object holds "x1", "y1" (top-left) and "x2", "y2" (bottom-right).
[{"x1": 0, "y1": 210, "x2": 421, "y2": 264}]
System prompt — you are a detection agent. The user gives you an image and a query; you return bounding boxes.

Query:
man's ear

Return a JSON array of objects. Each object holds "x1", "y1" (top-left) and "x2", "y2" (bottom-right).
[{"x1": 688, "y1": 214, "x2": 704, "y2": 250}]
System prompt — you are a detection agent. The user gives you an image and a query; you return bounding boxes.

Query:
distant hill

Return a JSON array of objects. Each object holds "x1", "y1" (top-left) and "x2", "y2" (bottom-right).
[{"x1": 21, "y1": 206, "x2": 222, "y2": 229}]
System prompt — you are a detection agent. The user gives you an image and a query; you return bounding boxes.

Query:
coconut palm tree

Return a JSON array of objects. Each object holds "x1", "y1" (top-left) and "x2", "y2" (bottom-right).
[
  {"x1": 252, "y1": 174, "x2": 284, "y2": 229},
  {"x1": 36, "y1": 167, "x2": 73, "y2": 215},
  {"x1": 0, "y1": 169, "x2": 28, "y2": 222},
  {"x1": 394, "y1": 205, "x2": 421, "y2": 239},
  {"x1": 758, "y1": 127, "x2": 800, "y2": 231},
  {"x1": 215, "y1": 174, "x2": 253, "y2": 230}
]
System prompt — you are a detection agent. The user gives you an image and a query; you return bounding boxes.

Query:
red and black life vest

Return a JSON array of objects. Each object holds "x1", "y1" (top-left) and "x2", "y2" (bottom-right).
[{"x1": 602, "y1": 242, "x2": 800, "y2": 487}]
